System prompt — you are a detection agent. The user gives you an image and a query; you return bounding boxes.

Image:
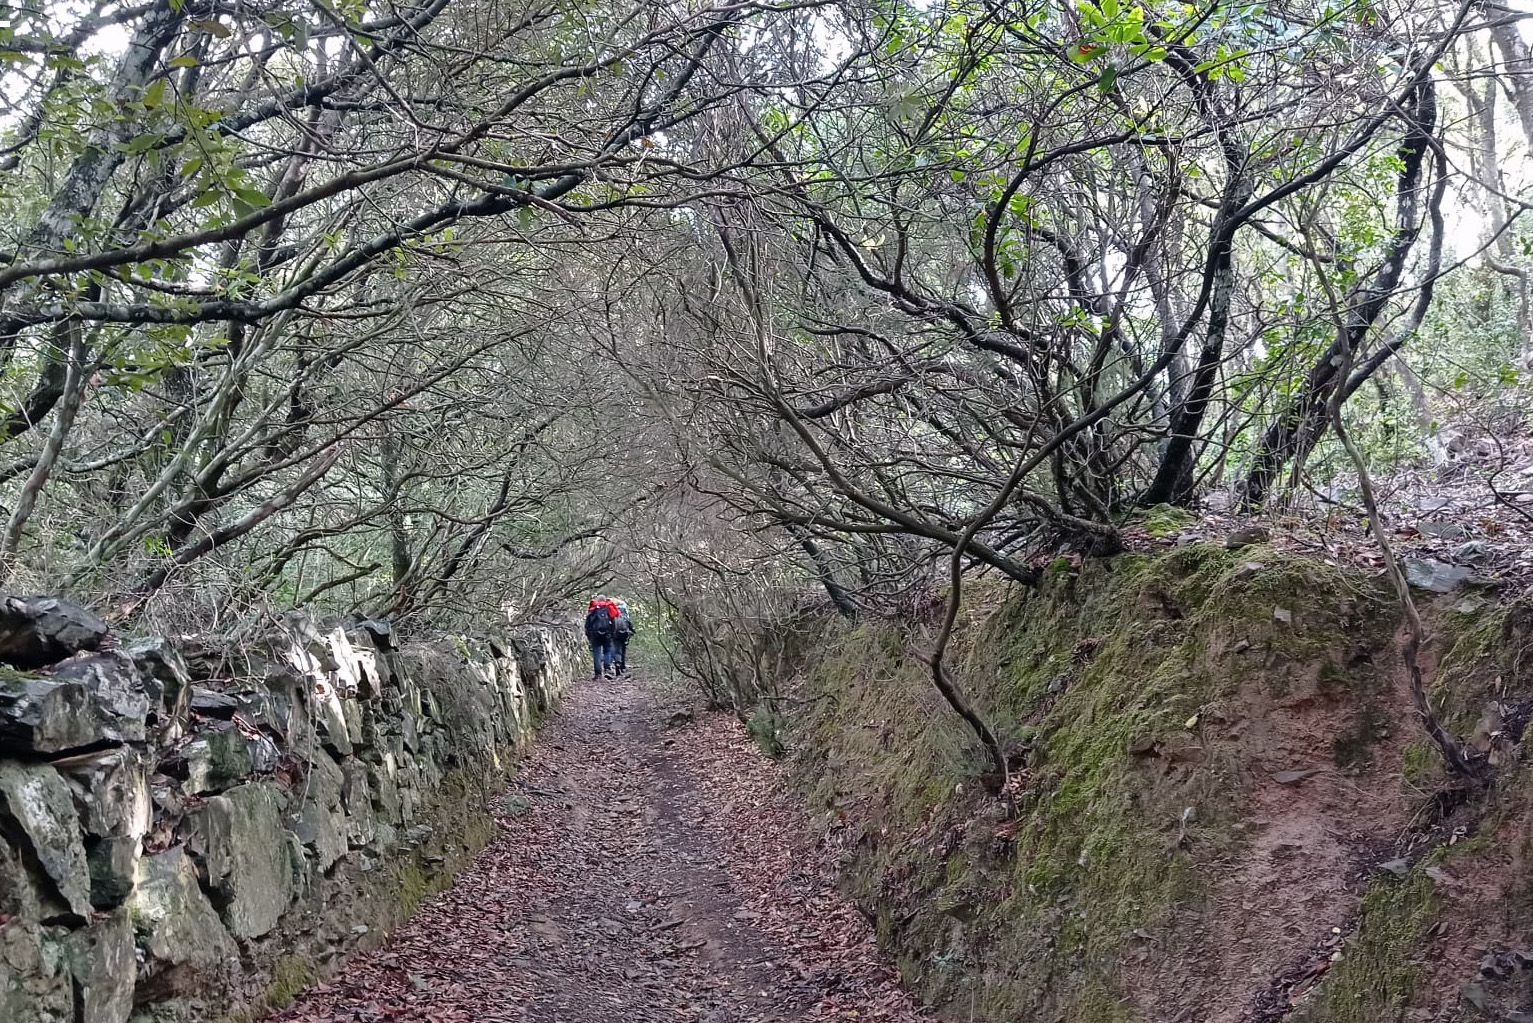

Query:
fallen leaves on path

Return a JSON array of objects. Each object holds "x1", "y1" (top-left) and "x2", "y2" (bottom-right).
[
  {"x1": 668, "y1": 710, "x2": 935, "y2": 1023},
  {"x1": 266, "y1": 673, "x2": 941, "y2": 1023}
]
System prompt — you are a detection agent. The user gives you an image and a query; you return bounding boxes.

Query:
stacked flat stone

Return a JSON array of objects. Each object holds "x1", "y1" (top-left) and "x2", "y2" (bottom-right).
[{"x1": 0, "y1": 599, "x2": 578, "y2": 1023}]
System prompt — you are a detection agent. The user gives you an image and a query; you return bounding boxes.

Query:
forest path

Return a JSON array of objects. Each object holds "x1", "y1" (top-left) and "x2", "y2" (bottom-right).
[{"x1": 269, "y1": 671, "x2": 935, "y2": 1023}]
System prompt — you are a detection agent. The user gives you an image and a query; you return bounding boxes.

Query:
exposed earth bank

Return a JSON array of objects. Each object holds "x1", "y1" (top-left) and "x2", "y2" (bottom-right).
[{"x1": 740, "y1": 544, "x2": 1533, "y2": 1023}]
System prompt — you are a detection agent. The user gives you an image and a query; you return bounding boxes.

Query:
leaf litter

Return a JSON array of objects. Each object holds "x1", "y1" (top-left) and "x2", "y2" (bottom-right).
[{"x1": 266, "y1": 672, "x2": 939, "y2": 1023}]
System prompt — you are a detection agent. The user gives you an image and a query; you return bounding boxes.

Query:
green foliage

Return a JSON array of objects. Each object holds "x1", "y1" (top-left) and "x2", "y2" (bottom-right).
[{"x1": 746, "y1": 706, "x2": 786, "y2": 757}]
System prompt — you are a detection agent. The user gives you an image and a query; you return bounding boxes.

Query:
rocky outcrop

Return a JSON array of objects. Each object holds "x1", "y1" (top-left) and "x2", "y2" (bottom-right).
[{"x1": 0, "y1": 609, "x2": 578, "y2": 1023}]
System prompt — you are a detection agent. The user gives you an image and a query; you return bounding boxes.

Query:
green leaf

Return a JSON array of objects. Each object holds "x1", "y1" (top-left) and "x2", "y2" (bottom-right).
[
  {"x1": 191, "y1": 189, "x2": 221, "y2": 209},
  {"x1": 142, "y1": 77, "x2": 167, "y2": 108},
  {"x1": 1097, "y1": 63, "x2": 1119, "y2": 92},
  {"x1": 168, "y1": 53, "x2": 198, "y2": 67},
  {"x1": 123, "y1": 133, "x2": 164, "y2": 153},
  {"x1": 234, "y1": 187, "x2": 271, "y2": 208}
]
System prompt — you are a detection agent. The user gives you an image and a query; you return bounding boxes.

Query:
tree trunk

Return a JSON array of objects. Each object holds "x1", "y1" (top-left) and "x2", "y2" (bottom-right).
[
  {"x1": 1237, "y1": 74, "x2": 1438, "y2": 510},
  {"x1": 1140, "y1": 42, "x2": 1252, "y2": 506},
  {"x1": 1, "y1": 323, "x2": 88, "y2": 560},
  {"x1": 1491, "y1": 21, "x2": 1533, "y2": 153},
  {"x1": 791, "y1": 528, "x2": 857, "y2": 620}
]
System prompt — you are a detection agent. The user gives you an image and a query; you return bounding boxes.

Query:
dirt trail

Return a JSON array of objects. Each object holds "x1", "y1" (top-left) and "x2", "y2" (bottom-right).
[{"x1": 270, "y1": 673, "x2": 935, "y2": 1023}]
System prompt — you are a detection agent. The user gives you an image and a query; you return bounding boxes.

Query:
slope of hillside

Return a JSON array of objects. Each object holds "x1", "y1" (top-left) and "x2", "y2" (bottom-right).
[{"x1": 765, "y1": 545, "x2": 1530, "y2": 1022}]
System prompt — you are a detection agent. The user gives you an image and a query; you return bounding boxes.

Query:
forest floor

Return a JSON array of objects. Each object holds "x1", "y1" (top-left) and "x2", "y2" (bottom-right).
[
  {"x1": 1150, "y1": 435, "x2": 1533, "y2": 594},
  {"x1": 268, "y1": 671, "x2": 936, "y2": 1023}
]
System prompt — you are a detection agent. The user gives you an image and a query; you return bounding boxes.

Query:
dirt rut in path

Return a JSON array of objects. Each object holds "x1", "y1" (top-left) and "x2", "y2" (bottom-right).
[{"x1": 269, "y1": 673, "x2": 936, "y2": 1023}]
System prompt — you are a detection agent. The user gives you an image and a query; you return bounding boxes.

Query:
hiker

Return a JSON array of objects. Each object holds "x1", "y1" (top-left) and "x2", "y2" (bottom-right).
[
  {"x1": 584, "y1": 595, "x2": 620, "y2": 679},
  {"x1": 613, "y1": 601, "x2": 635, "y2": 674}
]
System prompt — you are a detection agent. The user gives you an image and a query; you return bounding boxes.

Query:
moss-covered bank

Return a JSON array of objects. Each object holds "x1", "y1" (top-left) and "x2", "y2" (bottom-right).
[{"x1": 764, "y1": 544, "x2": 1532, "y2": 1022}]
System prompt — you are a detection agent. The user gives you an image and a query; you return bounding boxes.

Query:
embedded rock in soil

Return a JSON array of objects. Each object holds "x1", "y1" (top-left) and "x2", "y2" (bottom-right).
[
  {"x1": 1226, "y1": 525, "x2": 1272, "y2": 550},
  {"x1": 1403, "y1": 557, "x2": 1477, "y2": 594},
  {"x1": 1416, "y1": 518, "x2": 1467, "y2": 539},
  {"x1": 0, "y1": 595, "x2": 107, "y2": 669}
]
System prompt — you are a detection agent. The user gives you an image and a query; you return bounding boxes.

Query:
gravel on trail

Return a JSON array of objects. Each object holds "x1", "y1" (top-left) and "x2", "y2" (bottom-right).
[{"x1": 269, "y1": 672, "x2": 939, "y2": 1023}]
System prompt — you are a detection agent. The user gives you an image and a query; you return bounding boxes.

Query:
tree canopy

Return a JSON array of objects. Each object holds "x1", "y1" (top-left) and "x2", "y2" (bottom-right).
[{"x1": 0, "y1": 0, "x2": 1528, "y2": 662}]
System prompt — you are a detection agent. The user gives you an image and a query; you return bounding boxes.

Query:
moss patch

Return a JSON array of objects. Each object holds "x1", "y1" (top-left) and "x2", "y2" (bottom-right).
[
  {"x1": 1139, "y1": 504, "x2": 1198, "y2": 537},
  {"x1": 265, "y1": 953, "x2": 318, "y2": 1010},
  {"x1": 394, "y1": 860, "x2": 442, "y2": 919},
  {"x1": 1292, "y1": 873, "x2": 1439, "y2": 1023},
  {"x1": 778, "y1": 544, "x2": 1402, "y2": 1021}
]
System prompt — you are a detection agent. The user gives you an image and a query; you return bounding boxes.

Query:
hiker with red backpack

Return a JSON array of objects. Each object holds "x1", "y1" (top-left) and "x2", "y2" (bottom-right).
[{"x1": 584, "y1": 595, "x2": 621, "y2": 680}]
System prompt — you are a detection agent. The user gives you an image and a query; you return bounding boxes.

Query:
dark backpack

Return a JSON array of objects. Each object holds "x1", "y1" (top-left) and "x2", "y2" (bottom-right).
[
  {"x1": 614, "y1": 612, "x2": 634, "y2": 639},
  {"x1": 585, "y1": 605, "x2": 614, "y2": 640}
]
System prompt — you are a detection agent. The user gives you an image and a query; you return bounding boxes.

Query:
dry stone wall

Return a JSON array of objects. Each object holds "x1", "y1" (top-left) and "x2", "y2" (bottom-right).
[{"x1": 0, "y1": 597, "x2": 579, "y2": 1023}]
